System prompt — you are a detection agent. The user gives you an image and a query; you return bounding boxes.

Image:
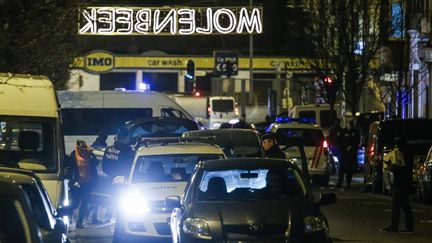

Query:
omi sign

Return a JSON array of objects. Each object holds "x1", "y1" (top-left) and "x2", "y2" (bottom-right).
[{"x1": 78, "y1": 6, "x2": 263, "y2": 35}]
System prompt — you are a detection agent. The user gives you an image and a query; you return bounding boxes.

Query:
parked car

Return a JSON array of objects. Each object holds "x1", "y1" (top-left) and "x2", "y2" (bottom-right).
[
  {"x1": 0, "y1": 167, "x2": 70, "y2": 243},
  {"x1": 267, "y1": 120, "x2": 331, "y2": 185},
  {"x1": 417, "y1": 145, "x2": 432, "y2": 204},
  {"x1": 363, "y1": 119, "x2": 432, "y2": 194},
  {"x1": 113, "y1": 139, "x2": 226, "y2": 242},
  {"x1": 167, "y1": 158, "x2": 335, "y2": 243},
  {"x1": 182, "y1": 129, "x2": 265, "y2": 158},
  {"x1": 0, "y1": 182, "x2": 44, "y2": 243},
  {"x1": 355, "y1": 111, "x2": 384, "y2": 171}
]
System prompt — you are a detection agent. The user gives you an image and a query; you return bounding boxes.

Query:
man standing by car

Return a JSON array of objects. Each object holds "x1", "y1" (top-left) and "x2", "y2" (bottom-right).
[
  {"x1": 260, "y1": 132, "x2": 286, "y2": 159},
  {"x1": 380, "y1": 137, "x2": 414, "y2": 233}
]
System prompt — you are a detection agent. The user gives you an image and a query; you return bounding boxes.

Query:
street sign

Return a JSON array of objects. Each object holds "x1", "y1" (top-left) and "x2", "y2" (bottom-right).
[{"x1": 214, "y1": 51, "x2": 239, "y2": 77}]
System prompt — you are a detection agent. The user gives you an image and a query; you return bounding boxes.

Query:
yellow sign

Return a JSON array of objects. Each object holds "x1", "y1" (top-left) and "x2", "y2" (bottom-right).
[
  {"x1": 84, "y1": 51, "x2": 115, "y2": 73},
  {"x1": 76, "y1": 52, "x2": 379, "y2": 73}
]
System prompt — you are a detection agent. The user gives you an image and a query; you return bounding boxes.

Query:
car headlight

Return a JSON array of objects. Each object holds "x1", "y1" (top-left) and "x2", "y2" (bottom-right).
[
  {"x1": 119, "y1": 190, "x2": 150, "y2": 217},
  {"x1": 182, "y1": 218, "x2": 211, "y2": 239},
  {"x1": 304, "y1": 216, "x2": 328, "y2": 233}
]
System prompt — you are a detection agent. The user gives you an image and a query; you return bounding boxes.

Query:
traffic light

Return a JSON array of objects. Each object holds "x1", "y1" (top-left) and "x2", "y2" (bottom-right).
[
  {"x1": 323, "y1": 76, "x2": 337, "y2": 103},
  {"x1": 186, "y1": 60, "x2": 195, "y2": 81},
  {"x1": 226, "y1": 61, "x2": 233, "y2": 78}
]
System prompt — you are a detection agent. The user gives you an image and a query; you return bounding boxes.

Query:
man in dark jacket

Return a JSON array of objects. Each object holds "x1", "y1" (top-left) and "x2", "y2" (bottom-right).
[
  {"x1": 260, "y1": 132, "x2": 286, "y2": 159},
  {"x1": 337, "y1": 120, "x2": 360, "y2": 188},
  {"x1": 380, "y1": 137, "x2": 414, "y2": 233}
]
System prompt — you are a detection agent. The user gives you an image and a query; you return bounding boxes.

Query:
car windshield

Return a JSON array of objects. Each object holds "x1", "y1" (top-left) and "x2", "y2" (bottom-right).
[
  {"x1": 0, "y1": 198, "x2": 30, "y2": 243},
  {"x1": 132, "y1": 154, "x2": 224, "y2": 183},
  {"x1": 275, "y1": 128, "x2": 324, "y2": 146},
  {"x1": 212, "y1": 99, "x2": 234, "y2": 112},
  {"x1": 195, "y1": 167, "x2": 307, "y2": 201},
  {"x1": 130, "y1": 119, "x2": 199, "y2": 140},
  {"x1": 0, "y1": 116, "x2": 57, "y2": 172}
]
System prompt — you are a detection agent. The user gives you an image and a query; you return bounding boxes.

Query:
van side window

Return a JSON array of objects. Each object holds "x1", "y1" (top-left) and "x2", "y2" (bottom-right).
[{"x1": 161, "y1": 108, "x2": 188, "y2": 119}]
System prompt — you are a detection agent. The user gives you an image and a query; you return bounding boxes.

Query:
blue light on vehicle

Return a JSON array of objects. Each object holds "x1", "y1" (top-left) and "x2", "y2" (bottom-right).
[
  {"x1": 275, "y1": 117, "x2": 316, "y2": 124},
  {"x1": 139, "y1": 82, "x2": 150, "y2": 91}
]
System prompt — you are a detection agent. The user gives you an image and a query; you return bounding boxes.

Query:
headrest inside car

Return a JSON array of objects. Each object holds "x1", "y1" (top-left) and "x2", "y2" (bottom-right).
[{"x1": 18, "y1": 131, "x2": 40, "y2": 151}]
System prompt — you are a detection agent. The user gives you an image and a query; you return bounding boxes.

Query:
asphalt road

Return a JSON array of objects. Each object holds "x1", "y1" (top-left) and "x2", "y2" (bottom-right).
[{"x1": 69, "y1": 175, "x2": 432, "y2": 243}]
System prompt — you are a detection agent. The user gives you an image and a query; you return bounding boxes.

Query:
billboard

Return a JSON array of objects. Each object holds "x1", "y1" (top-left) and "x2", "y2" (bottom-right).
[{"x1": 79, "y1": 6, "x2": 263, "y2": 36}]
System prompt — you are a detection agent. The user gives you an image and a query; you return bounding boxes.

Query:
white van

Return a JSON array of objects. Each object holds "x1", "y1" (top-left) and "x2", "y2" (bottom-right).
[
  {"x1": 57, "y1": 90, "x2": 193, "y2": 154},
  {"x1": 170, "y1": 95, "x2": 238, "y2": 129},
  {"x1": 0, "y1": 73, "x2": 68, "y2": 208},
  {"x1": 289, "y1": 103, "x2": 342, "y2": 136}
]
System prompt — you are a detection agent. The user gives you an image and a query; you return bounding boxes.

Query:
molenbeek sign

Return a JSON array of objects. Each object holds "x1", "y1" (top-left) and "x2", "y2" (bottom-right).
[{"x1": 78, "y1": 6, "x2": 263, "y2": 35}]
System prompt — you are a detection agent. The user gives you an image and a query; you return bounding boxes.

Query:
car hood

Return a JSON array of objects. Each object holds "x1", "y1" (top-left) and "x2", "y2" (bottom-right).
[
  {"x1": 186, "y1": 199, "x2": 321, "y2": 241},
  {"x1": 133, "y1": 182, "x2": 187, "y2": 201}
]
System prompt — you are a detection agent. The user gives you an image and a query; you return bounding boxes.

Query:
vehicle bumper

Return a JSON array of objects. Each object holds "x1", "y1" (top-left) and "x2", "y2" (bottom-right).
[{"x1": 120, "y1": 212, "x2": 171, "y2": 239}]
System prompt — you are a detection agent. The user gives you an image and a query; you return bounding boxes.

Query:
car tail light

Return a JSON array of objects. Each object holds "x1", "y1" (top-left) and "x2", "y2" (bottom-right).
[
  {"x1": 207, "y1": 106, "x2": 212, "y2": 113},
  {"x1": 369, "y1": 145, "x2": 375, "y2": 156},
  {"x1": 322, "y1": 140, "x2": 328, "y2": 149}
]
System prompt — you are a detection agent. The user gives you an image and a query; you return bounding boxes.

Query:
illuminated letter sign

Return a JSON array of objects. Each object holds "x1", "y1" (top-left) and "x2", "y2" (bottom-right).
[
  {"x1": 78, "y1": 6, "x2": 263, "y2": 35},
  {"x1": 84, "y1": 51, "x2": 115, "y2": 73}
]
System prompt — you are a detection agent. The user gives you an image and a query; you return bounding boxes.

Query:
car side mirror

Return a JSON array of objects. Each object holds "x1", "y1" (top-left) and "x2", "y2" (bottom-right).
[
  {"x1": 318, "y1": 192, "x2": 336, "y2": 206},
  {"x1": 165, "y1": 196, "x2": 181, "y2": 209}
]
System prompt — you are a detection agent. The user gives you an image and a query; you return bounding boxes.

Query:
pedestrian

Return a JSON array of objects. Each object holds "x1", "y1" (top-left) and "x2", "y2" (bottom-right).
[
  {"x1": 101, "y1": 128, "x2": 135, "y2": 221},
  {"x1": 70, "y1": 140, "x2": 98, "y2": 229},
  {"x1": 328, "y1": 118, "x2": 343, "y2": 167},
  {"x1": 260, "y1": 132, "x2": 286, "y2": 159},
  {"x1": 233, "y1": 113, "x2": 251, "y2": 129},
  {"x1": 380, "y1": 137, "x2": 414, "y2": 233},
  {"x1": 337, "y1": 120, "x2": 360, "y2": 188}
]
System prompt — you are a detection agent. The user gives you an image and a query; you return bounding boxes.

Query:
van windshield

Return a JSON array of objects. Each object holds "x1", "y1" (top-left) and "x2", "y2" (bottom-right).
[
  {"x1": 212, "y1": 100, "x2": 234, "y2": 112},
  {"x1": 61, "y1": 108, "x2": 153, "y2": 135},
  {"x1": 0, "y1": 116, "x2": 57, "y2": 172}
]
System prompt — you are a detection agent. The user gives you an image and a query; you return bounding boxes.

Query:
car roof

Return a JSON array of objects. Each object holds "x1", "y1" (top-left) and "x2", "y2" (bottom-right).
[
  {"x1": 271, "y1": 122, "x2": 321, "y2": 130},
  {"x1": 123, "y1": 116, "x2": 199, "y2": 130},
  {"x1": 0, "y1": 168, "x2": 38, "y2": 185},
  {"x1": 199, "y1": 158, "x2": 299, "y2": 170},
  {"x1": 183, "y1": 129, "x2": 261, "y2": 145},
  {"x1": 136, "y1": 142, "x2": 225, "y2": 156}
]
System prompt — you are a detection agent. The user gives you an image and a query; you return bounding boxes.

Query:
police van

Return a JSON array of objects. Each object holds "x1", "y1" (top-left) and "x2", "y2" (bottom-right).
[
  {"x1": 57, "y1": 90, "x2": 194, "y2": 155},
  {"x1": 170, "y1": 95, "x2": 238, "y2": 129},
  {"x1": 267, "y1": 118, "x2": 331, "y2": 185},
  {"x1": 289, "y1": 103, "x2": 342, "y2": 136},
  {"x1": 0, "y1": 73, "x2": 69, "y2": 208}
]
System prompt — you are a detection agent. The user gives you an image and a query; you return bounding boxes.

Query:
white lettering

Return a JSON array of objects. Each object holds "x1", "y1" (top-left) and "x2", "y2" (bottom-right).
[
  {"x1": 153, "y1": 9, "x2": 176, "y2": 35},
  {"x1": 135, "y1": 9, "x2": 151, "y2": 34},
  {"x1": 115, "y1": 9, "x2": 133, "y2": 34},
  {"x1": 213, "y1": 9, "x2": 236, "y2": 34},
  {"x1": 237, "y1": 8, "x2": 262, "y2": 34},
  {"x1": 78, "y1": 7, "x2": 263, "y2": 35},
  {"x1": 196, "y1": 8, "x2": 213, "y2": 34},
  {"x1": 79, "y1": 8, "x2": 97, "y2": 34},
  {"x1": 178, "y1": 9, "x2": 195, "y2": 35},
  {"x1": 97, "y1": 9, "x2": 114, "y2": 34}
]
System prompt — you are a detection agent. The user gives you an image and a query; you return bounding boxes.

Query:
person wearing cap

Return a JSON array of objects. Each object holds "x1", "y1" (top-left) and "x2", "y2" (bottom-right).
[{"x1": 260, "y1": 132, "x2": 286, "y2": 159}]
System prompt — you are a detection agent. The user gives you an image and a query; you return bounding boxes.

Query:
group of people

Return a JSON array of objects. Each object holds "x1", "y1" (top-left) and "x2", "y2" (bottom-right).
[
  {"x1": 68, "y1": 129, "x2": 134, "y2": 229},
  {"x1": 328, "y1": 118, "x2": 360, "y2": 188}
]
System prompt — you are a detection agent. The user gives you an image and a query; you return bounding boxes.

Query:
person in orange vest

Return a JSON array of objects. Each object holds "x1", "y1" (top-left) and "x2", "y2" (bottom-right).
[{"x1": 70, "y1": 140, "x2": 98, "y2": 229}]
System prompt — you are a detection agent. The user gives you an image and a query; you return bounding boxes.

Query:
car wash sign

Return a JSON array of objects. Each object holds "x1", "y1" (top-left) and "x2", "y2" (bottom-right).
[{"x1": 78, "y1": 6, "x2": 263, "y2": 35}]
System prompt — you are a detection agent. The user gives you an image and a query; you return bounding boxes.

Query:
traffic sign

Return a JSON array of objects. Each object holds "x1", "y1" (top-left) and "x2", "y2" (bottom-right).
[{"x1": 214, "y1": 51, "x2": 239, "y2": 77}]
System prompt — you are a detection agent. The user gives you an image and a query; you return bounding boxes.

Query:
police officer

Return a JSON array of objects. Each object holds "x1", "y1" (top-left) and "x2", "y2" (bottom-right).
[
  {"x1": 260, "y1": 132, "x2": 286, "y2": 159},
  {"x1": 101, "y1": 128, "x2": 134, "y2": 222},
  {"x1": 102, "y1": 129, "x2": 134, "y2": 180},
  {"x1": 337, "y1": 120, "x2": 360, "y2": 188},
  {"x1": 380, "y1": 137, "x2": 414, "y2": 233}
]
